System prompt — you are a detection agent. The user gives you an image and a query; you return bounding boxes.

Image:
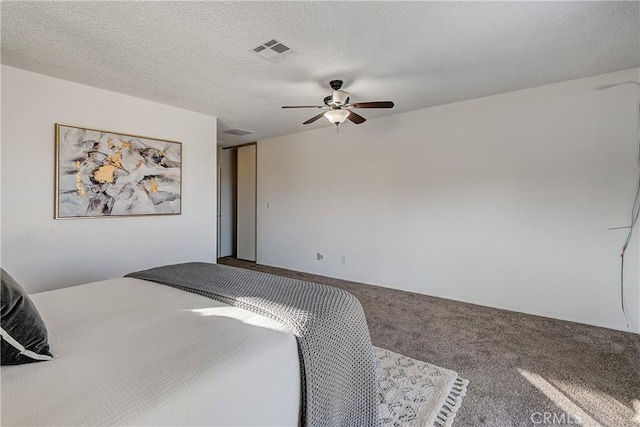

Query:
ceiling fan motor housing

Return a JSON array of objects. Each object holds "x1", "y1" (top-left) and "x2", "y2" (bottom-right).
[
  {"x1": 324, "y1": 92, "x2": 350, "y2": 107},
  {"x1": 332, "y1": 90, "x2": 349, "y2": 105}
]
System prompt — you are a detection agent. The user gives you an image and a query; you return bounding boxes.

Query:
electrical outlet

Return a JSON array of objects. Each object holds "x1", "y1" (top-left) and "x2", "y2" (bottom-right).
[
  {"x1": 316, "y1": 252, "x2": 324, "y2": 261},
  {"x1": 341, "y1": 256, "x2": 346, "y2": 265}
]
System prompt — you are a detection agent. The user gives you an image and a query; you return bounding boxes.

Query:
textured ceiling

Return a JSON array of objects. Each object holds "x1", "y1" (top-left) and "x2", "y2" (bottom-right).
[{"x1": 2, "y1": 1, "x2": 639, "y2": 147}]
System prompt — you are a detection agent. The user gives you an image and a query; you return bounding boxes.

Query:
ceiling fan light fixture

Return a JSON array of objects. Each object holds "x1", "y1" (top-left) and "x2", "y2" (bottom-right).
[{"x1": 324, "y1": 109, "x2": 350, "y2": 125}]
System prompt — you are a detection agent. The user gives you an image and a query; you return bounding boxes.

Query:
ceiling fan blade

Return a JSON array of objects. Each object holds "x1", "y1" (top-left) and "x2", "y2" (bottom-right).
[
  {"x1": 303, "y1": 112, "x2": 326, "y2": 124},
  {"x1": 351, "y1": 101, "x2": 394, "y2": 109},
  {"x1": 347, "y1": 111, "x2": 366, "y2": 124},
  {"x1": 282, "y1": 105, "x2": 325, "y2": 109}
]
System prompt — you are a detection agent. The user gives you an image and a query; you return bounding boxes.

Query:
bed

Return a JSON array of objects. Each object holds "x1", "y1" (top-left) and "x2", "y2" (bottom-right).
[
  {"x1": 1, "y1": 263, "x2": 378, "y2": 427},
  {"x1": 2, "y1": 277, "x2": 301, "y2": 426}
]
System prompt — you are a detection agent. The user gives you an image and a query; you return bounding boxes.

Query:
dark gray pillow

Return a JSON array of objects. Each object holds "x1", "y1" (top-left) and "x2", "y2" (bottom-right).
[{"x1": 1, "y1": 269, "x2": 53, "y2": 365}]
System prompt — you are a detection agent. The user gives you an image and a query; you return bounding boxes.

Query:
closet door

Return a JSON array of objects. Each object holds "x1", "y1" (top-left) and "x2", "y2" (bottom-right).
[
  {"x1": 236, "y1": 145, "x2": 256, "y2": 261},
  {"x1": 218, "y1": 149, "x2": 237, "y2": 258}
]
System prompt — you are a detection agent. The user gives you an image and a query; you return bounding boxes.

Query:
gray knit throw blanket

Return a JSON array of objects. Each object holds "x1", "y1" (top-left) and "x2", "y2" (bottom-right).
[{"x1": 126, "y1": 262, "x2": 380, "y2": 427}]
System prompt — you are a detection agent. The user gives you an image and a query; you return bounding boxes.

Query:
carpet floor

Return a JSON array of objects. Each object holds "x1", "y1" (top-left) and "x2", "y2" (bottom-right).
[{"x1": 218, "y1": 257, "x2": 640, "y2": 427}]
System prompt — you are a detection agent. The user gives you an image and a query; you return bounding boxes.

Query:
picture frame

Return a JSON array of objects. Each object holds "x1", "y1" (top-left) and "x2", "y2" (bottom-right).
[{"x1": 55, "y1": 123, "x2": 182, "y2": 219}]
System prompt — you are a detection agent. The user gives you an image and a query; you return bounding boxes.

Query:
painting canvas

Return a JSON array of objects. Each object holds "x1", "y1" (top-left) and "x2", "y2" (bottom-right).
[{"x1": 55, "y1": 124, "x2": 182, "y2": 218}]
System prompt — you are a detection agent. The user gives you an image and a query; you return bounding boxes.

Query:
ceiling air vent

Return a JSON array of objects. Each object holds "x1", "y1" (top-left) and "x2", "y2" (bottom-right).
[
  {"x1": 223, "y1": 128, "x2": 254, "y2": 136},
  {"x1": 251, "y1": 38, "x2": 297, "y2": 63}
]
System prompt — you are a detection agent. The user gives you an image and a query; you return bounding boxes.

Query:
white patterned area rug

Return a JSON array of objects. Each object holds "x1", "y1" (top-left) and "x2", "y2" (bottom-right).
[{"x1": 376, "y1": 347, "x2": 469, "y2": 427}]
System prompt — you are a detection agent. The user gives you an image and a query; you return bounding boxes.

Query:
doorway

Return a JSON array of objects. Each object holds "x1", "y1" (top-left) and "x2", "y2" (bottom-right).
[{"x1": 217, "y1": 143, "x2": 256, "y2": 261}]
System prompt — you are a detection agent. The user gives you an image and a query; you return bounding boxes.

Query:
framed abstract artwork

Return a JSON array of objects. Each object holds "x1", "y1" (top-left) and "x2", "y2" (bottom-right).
[{"x1": 55, "y1": 124, "x2": 182, "y2": 219}]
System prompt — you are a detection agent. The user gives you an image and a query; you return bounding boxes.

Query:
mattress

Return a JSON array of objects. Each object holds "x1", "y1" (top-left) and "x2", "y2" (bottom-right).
[{"x1": 1, "y1": 277, "x2": 301, "y2": 426}]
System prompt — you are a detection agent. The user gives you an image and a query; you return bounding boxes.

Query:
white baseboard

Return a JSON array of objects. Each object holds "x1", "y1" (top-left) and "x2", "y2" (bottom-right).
[{"x1": 254, "y1": 260, "x2": 639, "y2": 335}]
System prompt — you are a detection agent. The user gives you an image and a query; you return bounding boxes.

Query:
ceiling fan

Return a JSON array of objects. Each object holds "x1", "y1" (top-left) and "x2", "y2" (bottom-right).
[{"x1": 282, "y1": 80, "x2": 394, "y2": 128}]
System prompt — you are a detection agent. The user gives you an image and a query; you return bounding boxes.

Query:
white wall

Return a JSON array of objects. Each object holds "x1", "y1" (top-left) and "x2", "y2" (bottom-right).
[
  {"x1": 258, "y1": 68, "x2": 640, "y2": 333},
  {"x1": 1, "y1": 66, "x2": 218, "y2": 293}
]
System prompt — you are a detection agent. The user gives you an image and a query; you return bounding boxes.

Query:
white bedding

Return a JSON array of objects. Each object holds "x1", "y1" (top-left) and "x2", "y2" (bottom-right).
[{"x1": 1, "y1": 278, "x2": 301, "y2": 426}]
